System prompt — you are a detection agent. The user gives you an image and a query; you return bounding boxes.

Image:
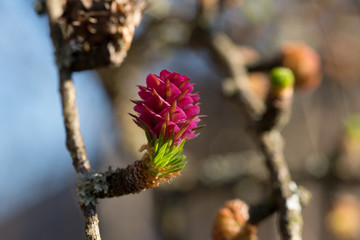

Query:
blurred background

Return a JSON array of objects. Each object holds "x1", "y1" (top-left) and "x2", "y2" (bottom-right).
[{"x1": 1, "y1": 0, "x2": 360, "y2": 239}]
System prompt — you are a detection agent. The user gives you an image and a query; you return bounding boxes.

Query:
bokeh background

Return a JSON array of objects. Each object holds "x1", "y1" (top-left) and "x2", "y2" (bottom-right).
[{"x1": 1, "y1": 0, "x2": 360, "y2": 239}]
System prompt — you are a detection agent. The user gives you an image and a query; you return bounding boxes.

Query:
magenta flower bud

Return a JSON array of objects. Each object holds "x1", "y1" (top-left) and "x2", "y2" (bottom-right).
[{"x1": 132, "y1": 70, "x2": 202, "y2": 146}]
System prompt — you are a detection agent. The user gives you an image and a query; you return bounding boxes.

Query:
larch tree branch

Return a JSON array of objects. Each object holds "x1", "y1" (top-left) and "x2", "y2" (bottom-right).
[
  {"x1": 224, "y1": 40, "x2": 307, "y2": 240},
  {"x1": 182, "y1": 1, "x2": 311, "y2": 238},
  {"x1": 59, "y1": 67, "x2": 101, "y2": 240},
  {"x1": 59, "y1": 69, "x2": 91, "y2": 173},
  {"x1": 201, "y1": 30, "x2": 310, "y2": 240},
  {"x1": 43, "y1": 0, "x2": 147, "y2": 239}
]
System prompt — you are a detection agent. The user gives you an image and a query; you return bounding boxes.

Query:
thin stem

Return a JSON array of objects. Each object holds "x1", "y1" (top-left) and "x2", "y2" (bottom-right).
[
  {"x1": 59, "y1": 69, "x2": 90, "y2": 173},
  {"x1": 59, "y1": 68, "x2": 101, "y2": 240},
  {"x1": 256, "y1": 131, "x2": 302, "y2": 240}
]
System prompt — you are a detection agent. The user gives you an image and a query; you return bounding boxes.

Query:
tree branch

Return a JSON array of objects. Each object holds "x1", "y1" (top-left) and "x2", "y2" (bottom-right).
[
  {"x1": 59, "y1": 69, "x2": 90, "y2": 173},
  {"x1": 76, "y1": 159, "x2": 169, "y2": 205},
  {"x1": 204, "y1": 32, "x2": 309, "y2": 239},
  {"x1": 59, "y1": 68, "x2": 101, "y2": 240}
]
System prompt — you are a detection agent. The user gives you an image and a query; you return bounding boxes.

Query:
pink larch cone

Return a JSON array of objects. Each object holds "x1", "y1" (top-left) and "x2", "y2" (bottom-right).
[{"x1": 132, "y1": 70, "x2": 202, "y2": 146}]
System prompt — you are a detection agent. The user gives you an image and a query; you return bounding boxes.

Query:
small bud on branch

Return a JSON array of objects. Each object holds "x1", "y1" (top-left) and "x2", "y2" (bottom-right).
[
  {"x1": 212, "y1": 199, "x2": 258, "y2": 240},
  {"x1": 258, "y1": 67, "x2": 295, "y2": 132}
]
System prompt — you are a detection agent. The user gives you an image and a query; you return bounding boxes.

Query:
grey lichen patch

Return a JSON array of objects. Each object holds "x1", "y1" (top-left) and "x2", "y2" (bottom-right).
[
  {"x1": 282, "y1": 181, "x2": 311, "y2": 240},
  {"x1": 287, "y1": 182, "x2": 312, "y2": 208},
  {"x1": 287, "y1": 209, "x2": 303, "y2": 240},
  {"x1": 77, "y1": 167, "x2": 113, "y2": 206},
  {"x1": 286, "y1": 182, "x2": 301, "y2": 212},
  {"x1": 85, "y1": 214, "x2": 101, "y2": 239}
]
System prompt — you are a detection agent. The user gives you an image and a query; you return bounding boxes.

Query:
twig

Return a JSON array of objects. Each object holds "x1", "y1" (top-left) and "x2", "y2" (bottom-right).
[
  {"x1": 59, "y1": 68, "x2": 101, "y2": 240},
  {"x1": 59, "y1": 69, "x2": 90, "y2": 173},
  {"x1": 205, "y1": 32, "x2": 308, "y2": 239},
  {"x1": 77, "y1": 160, "x2": 170, "y2": 203},
  {"x1": 256, "y1": 131, "x2": 303, "y2": 240}
]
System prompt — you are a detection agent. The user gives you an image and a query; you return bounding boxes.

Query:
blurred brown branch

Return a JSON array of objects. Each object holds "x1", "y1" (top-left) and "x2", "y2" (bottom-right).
[
  {"x1": 187, "y1": 2, "x2": 310, "y2": 238},
  {"x1": 214, "y1": 36, "x2": 307, "y2": 240}
]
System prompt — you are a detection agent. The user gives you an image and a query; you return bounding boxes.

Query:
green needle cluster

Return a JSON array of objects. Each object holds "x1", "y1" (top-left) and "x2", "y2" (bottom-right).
[{"x1": 150, "y1": 138, "x2": 187, "y2": 178}]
